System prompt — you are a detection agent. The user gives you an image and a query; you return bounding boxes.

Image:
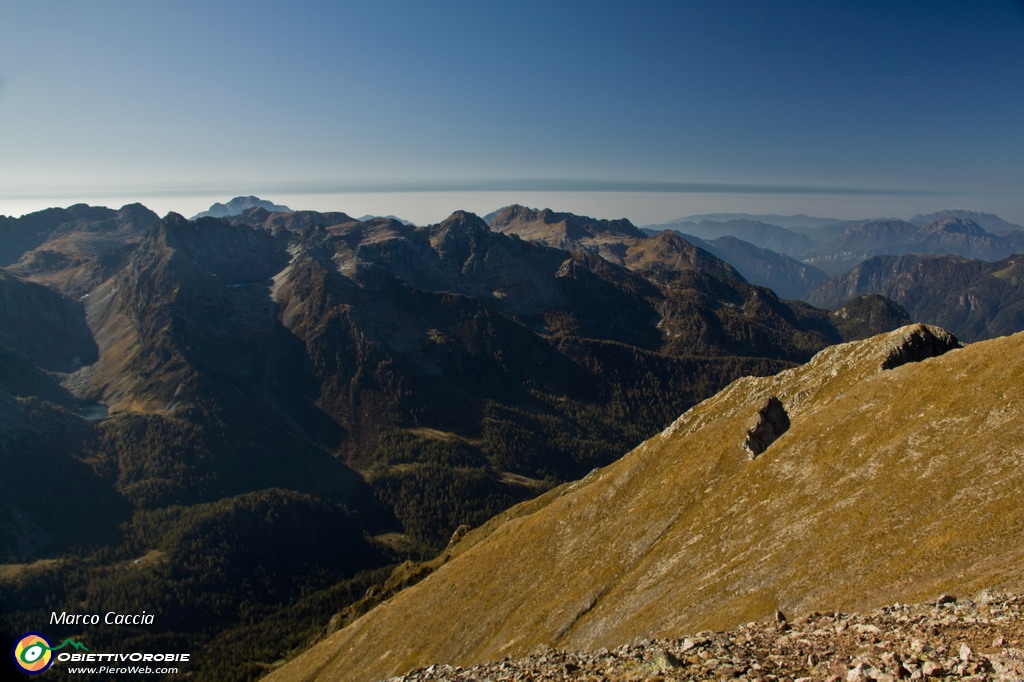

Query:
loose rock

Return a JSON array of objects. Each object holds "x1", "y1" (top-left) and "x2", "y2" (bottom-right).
[{"x1": 383, "y1": 592, "x2": 1024, "y2": 681}]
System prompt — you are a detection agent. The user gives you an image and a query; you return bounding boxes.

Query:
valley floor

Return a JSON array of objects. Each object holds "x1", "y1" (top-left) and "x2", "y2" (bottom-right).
[{"x1": 381, "y1": 593, "x2": 1024, "y2": 682}]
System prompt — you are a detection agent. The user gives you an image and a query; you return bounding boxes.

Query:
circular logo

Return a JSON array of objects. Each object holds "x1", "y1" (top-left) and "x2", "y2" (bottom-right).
[{"x1": 12, "y1": 633, "x2": 53, "y2": 674}]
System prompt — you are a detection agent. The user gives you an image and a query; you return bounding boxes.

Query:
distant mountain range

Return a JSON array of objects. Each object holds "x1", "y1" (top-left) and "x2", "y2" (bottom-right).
[
  {"x1": 357, "y1": 213, "x2": 416, "y2": 226},
  {"x1": 652, "y1": 212, "x2": 852, "y2": 230},
  {"x1": 632, "y1": 211, "x2": 1024, "y2": 320},
  {"x1": 646, "y1": 218, "x2": 819, "y2": 257},
  {"x1": 802, "y1": 216, "x2": 1024, "y2": 275}
]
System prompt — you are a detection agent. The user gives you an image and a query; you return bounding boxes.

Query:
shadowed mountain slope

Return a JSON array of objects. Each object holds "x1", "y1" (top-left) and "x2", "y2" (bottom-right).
[
  {"x1": 265, "y1": 324, "x2": 1024, "y2": 682},
  {"x1": 0, "y1": 269, "x2": 97, "y2": 373},
  {"x1": 828, "y1": 293, "x2": 911, "y2": 341},
  {"x1": 674, "y1": 233, "x2": 829, "y2": 300}
]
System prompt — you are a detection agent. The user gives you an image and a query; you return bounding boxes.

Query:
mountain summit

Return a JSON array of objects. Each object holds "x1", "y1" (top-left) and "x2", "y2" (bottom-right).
[
  {"x1": 266, "y1": 324, "x2": 1024, "y2": 682},
  {"x1": 190, "y1": 195, "x2": 291, "y2": 219}
]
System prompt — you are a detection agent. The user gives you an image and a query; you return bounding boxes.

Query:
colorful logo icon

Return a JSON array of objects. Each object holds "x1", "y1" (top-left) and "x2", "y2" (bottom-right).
[
  {"x1": 11, "y1": 633, "x2": 87, "y2": 675},
  {"x1": 12, "y1": 633, "x2": 54, "y2": 674}
]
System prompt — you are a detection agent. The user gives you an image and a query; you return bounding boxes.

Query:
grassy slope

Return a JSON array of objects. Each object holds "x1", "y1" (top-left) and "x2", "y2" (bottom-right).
[{"x1": 264, "y1": 325, "x2": 1024, "y2": 682}]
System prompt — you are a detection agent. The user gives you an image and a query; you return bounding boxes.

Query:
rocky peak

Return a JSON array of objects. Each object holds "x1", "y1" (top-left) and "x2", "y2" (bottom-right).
[
  {"x1": 137, "y1": 213, "x2": 289, "y2": 285},
  {"x1": 627, "y1": 230, "x2": 744, "y2": 283},
  {"x1": 491, "y1": 205, "x2": 645, "y2": 241},
  {"x1": 427, "y1": 211, "x2": 491, "y2": 259},
  {"x1": 190, "y1": 195, "x2": 292, "y2": 220},
  {"x1": 434, "y1": 210, "x2": 490, "y2": 234},
  {"x1": 487, "y1": 203, "x2": 540, "y2": 226},
  {"x1": 116, "y1": 203, "x2": 160, "y2": 231},
  {"x1": 645, "y1": 229, "x2": 713, "y2": 259}
]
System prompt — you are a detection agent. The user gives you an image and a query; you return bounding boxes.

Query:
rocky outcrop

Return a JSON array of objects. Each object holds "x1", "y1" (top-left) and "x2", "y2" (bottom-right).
[
  {"x1": 742, "y1": 396, "x2": 789, "y2": 458},
  {"x1": 879, "y1": 324, "x2": 960, "y2": 370}
]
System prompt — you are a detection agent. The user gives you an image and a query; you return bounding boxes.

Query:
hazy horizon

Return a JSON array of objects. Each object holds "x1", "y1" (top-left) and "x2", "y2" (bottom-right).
[
  {"x1": 2, "y1": 1, "x2": 1021, "y2": 227},
  {"x1": 2, "y1": 184, "x2": 1019, "y2": 228}
]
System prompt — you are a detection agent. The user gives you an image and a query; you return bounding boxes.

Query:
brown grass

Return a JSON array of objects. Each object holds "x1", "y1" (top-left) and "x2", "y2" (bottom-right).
[{"x1": 265, "y1": 326, "x2": 1024, "y2": 682}]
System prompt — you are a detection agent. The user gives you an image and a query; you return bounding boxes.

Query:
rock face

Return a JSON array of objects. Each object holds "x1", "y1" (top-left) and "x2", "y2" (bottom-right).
[
  {"x1": 741, "y1": 395, "x2": 789, "y2": 458},
  {"x1": 691, "y1": 234, "x2": 829, "y2": 300},
  {"x1": 878, "y1": 324, "x2": 959, "y2": 370},
  {"x1": 265, "y1": 324, "x2": 1024, "y2": 682}
]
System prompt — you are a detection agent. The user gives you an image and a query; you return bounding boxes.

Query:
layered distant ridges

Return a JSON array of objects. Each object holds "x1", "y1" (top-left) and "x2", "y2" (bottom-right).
[{"x1": 803, "y1": 217, "x2": 1024, "y2": 274}]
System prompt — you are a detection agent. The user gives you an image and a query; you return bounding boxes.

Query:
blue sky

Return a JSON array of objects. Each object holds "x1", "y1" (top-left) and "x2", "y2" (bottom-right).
[{"x1": 1, "y1": 0, "x2": 1022, "y2": 224}]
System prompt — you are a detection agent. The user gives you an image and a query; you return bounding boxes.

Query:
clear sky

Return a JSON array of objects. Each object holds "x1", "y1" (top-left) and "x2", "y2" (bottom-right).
[{"x1": 1, "y1": 0, "x2": 1022, "y2": 225}]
